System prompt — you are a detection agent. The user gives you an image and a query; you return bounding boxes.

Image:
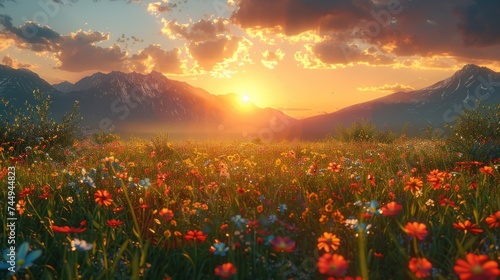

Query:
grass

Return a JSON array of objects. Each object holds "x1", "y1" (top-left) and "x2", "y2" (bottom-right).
[{"x1": 1, "y1": 135, "x2": 499, "y2": 279}]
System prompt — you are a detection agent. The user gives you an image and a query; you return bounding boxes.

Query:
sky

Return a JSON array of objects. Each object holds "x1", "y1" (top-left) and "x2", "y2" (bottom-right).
[{"x1": 1, "y1": 0, "x2": 499, "y2": 119}]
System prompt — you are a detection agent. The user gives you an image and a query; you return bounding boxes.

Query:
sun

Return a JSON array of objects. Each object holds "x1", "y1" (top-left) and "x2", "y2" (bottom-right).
[{"x1": 242, "y1": 95, "x2": 250, "y2": 103}]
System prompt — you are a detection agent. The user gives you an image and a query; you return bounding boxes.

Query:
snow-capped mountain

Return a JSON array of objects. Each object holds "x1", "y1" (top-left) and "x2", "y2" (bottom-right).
[{"x1": 296, "y1": 64, "x2": 500, "y2": 139}]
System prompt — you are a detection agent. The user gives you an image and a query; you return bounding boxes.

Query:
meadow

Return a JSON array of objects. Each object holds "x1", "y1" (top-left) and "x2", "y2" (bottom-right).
[{"x1": 1, "y1": 134, "x2": 499, "y2": 280}]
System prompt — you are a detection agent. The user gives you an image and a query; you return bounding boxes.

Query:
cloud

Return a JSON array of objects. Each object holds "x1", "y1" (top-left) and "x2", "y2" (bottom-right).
[
  {"x1": 0, "y1": 14, "x2": 61, "y2": 49},
  {"x1": 456, "y1": 0, "x2": 500, "y2": 47},
  {"x1": 357, "y1": 83, "x2": 415, "y2": 93},
  {"x1": 162, "y1": 18, "x2": 230, "y2": 42},
  {"x1": 188, "y1": 36, "x2": 240, "y2": 70},
  {"x1": 53, "y1": 30, "x2": 128, "y2": 72},
  {"x1": 261, "y1": 49, "x2": 284, "y2": 69},
  {"x1": 1, "y1": 18, "x2": 184, "y2": 74},
  {"x1": 231, "y1": 0, "x2": 372, "y2": 36},
  {"x1": 230, "y1": 0, "x2": 500, "y2": 66},
  {"x1": 129, "y1": 44, "x2": 183, "y2": 73},
  {"x1": 1, "y1": 55, "x2": 37, "y2": 69},
  {"x1": 147, "y1": 1, "x2": 175, "y2": 14}
]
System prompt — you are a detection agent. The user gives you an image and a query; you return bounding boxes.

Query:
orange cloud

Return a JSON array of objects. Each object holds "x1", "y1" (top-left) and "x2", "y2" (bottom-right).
[{"x1": 357, "y1": 83, "x2": 415, "y2": 93}]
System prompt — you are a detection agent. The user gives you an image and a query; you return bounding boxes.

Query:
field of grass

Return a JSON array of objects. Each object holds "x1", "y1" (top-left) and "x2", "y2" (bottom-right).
[{"x1": 1, "y1": 135, "x2": 499, "y2": 279}]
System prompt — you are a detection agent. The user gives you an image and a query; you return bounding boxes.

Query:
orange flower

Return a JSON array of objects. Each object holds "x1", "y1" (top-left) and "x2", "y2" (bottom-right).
[
  {"x1": 454, "y1": 253, "x2": 500, "y2": 280},
  {"x1": 16, "y1": 200, "x2": 26, "y2": 215},
  {"x1": 479, "y1": 166, "x2": 494, "y2": 175},
  {"x1": 214, "y1": 263, "x2": 237, "y2": 278},
  {"x1": 106, "y1": 219, "x2": 124, "y2": 228},
  {"x1": 404, "y1": 177, "x2": 423, "y2": 192},
  {"x1": 317, "y1": 232, "x2": 341, "y2": 252},
  {"x1": 409, "y1": 257, "x2": 433, "y2": 278},
  {"x1": 184, "y1": 230, "x2": 207, "y2": 243},
  {"x1": 453, "y1": 220, "x2": 483, "y2": 235},
  {"x1": 270, "y1": 236, "x2": 296, "y2": 253},
  {"x1": 381, "y1": 201, "x2": 403, "y2": 217},
  {"x1": 94, "y1": 190, "x2": 113, "y2": 206},
  {"x1": 404, "y1": 222, "x2": 428, "y2": 240},
  {"x1": 427, "y1": 169, "x2": 450, "y2": 189},
  {"x1": 327, "y1": 162, "x2": 341, "y2": 172},
  {"x1": 159, "y1": 208, "x2": 174, "y2": 221},
  {"x1": 317, "y1": 253, "x2": 348, "y2": 277},
  {"x1": 485, "y1": 211, "x2": 500, "y2": 228}
]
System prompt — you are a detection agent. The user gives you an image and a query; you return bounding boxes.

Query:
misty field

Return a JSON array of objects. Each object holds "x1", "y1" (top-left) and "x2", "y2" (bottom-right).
[{"x1": 1, "y1": 136, "x2": 499, "y2": 279}]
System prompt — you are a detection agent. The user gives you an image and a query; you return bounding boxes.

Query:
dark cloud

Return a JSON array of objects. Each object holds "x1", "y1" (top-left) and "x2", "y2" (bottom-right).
[
  {"x1": 231, "y1": 0, "x2": 372, "y2": 36},
  {"x1": 0, "y1": 14, "x2": 61, "y2": 48},
  {"x1": 311, "y1": 39, "x2": 395, "y2": 65},
  {"x1": 189, "y1": 36, "x2": 240, "y2": 70},
  {"x1": 129, "y1": 45, "x2": 183, "y2": 73},
  {"x1": 456, "y1": 0, "x2": 500, "y2": 47}
]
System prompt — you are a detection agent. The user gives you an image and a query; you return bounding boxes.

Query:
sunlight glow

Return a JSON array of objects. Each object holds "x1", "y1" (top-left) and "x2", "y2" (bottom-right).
[{"x1": 242, "y1": 95, "x2": 250, "y2": 103}]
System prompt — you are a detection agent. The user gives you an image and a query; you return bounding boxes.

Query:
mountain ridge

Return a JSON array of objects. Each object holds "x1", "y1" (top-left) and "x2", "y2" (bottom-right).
[{"x1": 1, "y1": 64, "x2": 499, "y2": 140}]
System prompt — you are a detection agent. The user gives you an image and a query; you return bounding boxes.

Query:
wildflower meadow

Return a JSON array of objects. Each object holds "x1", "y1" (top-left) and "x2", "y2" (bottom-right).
[{"x1": 1, "y1": 133, "x2": 499, "y2": 279}]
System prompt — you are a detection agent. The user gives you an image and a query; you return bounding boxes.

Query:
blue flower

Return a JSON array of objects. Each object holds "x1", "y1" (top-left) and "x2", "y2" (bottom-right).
[
  {"x1": 0, "y1": 241, "x2": 42, "y2": 274},
  {"x1": 139, "y1": 178, "x2": 151, "y2": 188},
  {"x1": 268, "y1": 214, "x2": 278, "y2": 223},
  {"x1": 231, "y1": 215, "x2": 248, "y2": 227},
  {"x1": 366, "y1": 200, "x2": 381, "y2": 215},
  {"x1": 264, "y1": 235, "x2": 275, "y2": 246},
  {"x1": 278, "y1": 204, "x2": 287, "y2": 213},
  {"x1": 212, "y1": 242, "x2": 229, "y2": 256},
  {"x1": 71, "y1": 239, "x2": 93, "y2": 252}
]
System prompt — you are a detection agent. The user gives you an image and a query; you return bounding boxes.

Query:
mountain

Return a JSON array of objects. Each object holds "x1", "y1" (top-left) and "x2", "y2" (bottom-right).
[
  {"x1": 296, "y1": 64, "x2": 500, "y2": 139},
  {"x1": 0, "y1": 65, "x2": 297, "y2": 139},
  {"x1": 52, "y1": 81, "x2": 75, "y2": 93},
  {"x1": 1, "y1": 64, "x2": 498, "y2": 140}
]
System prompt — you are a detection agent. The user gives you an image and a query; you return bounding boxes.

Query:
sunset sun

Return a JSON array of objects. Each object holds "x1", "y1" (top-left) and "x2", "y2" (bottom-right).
[{"x1": 242, "y1": 95, "x2": 250, "y2": 103}]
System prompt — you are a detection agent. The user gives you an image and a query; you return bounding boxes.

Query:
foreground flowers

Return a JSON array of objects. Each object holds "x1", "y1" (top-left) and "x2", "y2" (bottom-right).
[
  {"x1": 270, "y1": 236, "x2": 296, "y2": 253},
  {"x1": 0, "y1": 242, "x2": 42, "y2": 274},
  {"x1": 404, "y1": 222, "x2": 428, "y2": 240},
  {"x1": 94, "y1": 190, "x2": 113, "y2": 206},
  {"x1": 409, "y1": 257, "x2": 433, "y2": 278},
  {"x1": 485, "y1": 211, "x2": 500, "y2": 228},
  {"x1": 453, "y1": 253, "x2": 500, "y2": 280},
  {"x1": 214, "y1": 263, "x2": 237, "y2": 278},
  {"x1": 317, "y1": 232, "x2": 341, "y2": 252},
  {"x1": 317, "y1": 253, "x2": 348, "y2": 277}
]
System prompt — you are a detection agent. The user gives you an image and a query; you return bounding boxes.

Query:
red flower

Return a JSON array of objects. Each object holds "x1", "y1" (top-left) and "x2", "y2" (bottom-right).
[
  {"x1": 106, "y1": 219, "x2": 124, "y2": 228},
  {"x1": 381, "y1": 201, "x2": 402, "y2": 217},
  {"x1": 317, "y1": 253, "x2": 348, "y2": 277},
  {"x1": 479, "y1": 166, "x2": 494, "y2": 175},
  {"x1": 94, "y1": 190, "x2": 113, "y2": 206},
  {"x1": 184, "y1": 230, "x2": 207, "y2": 243},
  {"x1": 270, "y1": 236, "x2": 296, "y2": 253},
  {"x1": 409, "y1": 257, "x2": 433, "y2": 278},
  {"x1": 485, "y1": 211, "x2": 500, "y2": 228},
  {"x1": 453, "y1": 220, "x2": 483, "y2": 235},
  {"x1": 214, "y1": 263, "x2": 237, "y2": 278},
  {"x1": 52, "y1": 225, "x2": 87, "y2": 233},
  {"x1": 404, "y1": 222, "x2": 428, "y2": 240},
  {"x1": 454, "y1": 253, "x2": 500, "y2": 280}
]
